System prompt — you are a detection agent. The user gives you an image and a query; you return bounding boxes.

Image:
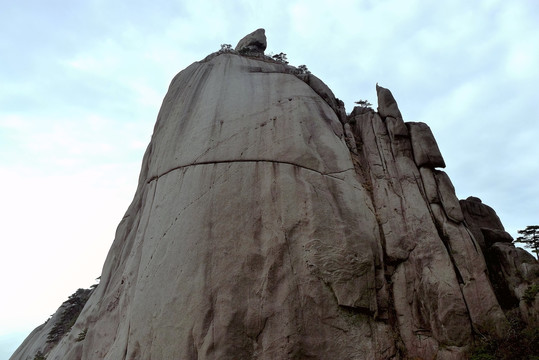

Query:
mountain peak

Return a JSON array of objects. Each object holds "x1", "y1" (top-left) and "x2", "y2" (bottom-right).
[{"x1": 11, "y1": 38, "x2": 539, "y2": 360}]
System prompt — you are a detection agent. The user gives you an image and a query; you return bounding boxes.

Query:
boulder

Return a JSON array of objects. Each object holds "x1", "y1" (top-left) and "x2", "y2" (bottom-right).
[
  {"x1": 481, "y1": 228, "x2": 514, "y2": 247},
  {"x1": 235, "y1": 28, "x2": 267, "y2": 54},
  {"x1": 407, "y1": 122, "x2": 446, "y2": 168},
  {"x1": 460, "y1": 196, "x2": 504, "y2": 250}
]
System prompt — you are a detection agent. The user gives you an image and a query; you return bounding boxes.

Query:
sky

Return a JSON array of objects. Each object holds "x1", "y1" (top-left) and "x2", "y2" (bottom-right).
[{"x1": 1, "y1": 0, "x2": 538, "y2": 357}]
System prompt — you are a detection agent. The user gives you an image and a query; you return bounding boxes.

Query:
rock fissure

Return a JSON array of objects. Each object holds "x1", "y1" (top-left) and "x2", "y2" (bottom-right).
[{"x1": 146, "y1": 159, "x2": 354, "y2": 184}]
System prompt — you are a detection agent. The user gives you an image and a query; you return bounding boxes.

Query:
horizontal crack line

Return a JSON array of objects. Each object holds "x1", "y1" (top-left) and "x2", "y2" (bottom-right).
[{"x1": 146, "y1": 159, "x2": 355, "y2": 184}]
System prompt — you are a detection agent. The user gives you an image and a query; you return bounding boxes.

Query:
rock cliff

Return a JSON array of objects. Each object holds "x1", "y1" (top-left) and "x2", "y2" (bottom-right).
[{"x1": 12, "y1": 30, "x2": 538, "y2": 360}]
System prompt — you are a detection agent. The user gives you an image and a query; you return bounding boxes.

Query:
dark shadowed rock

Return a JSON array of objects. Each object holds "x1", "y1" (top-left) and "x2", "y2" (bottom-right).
[
  {"x1": 461, "y1": 197, "x2": 539, "y2": 320},
  {"x1": 235, "y1": 28, "x2": 267, "y2": 54},
  {"x1": 485, "y1": 242, "x2": 539, "y2": 312},
  {"x1": 481, "y1": 228, "x2": 514, "y2": 247},
  {"x1": 460, "y1": 196, "x2": 504, "y2": 249}
]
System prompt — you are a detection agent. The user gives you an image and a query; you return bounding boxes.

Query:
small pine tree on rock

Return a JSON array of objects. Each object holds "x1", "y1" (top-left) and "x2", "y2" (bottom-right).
[
  {"x1": 272, "y1": 52, "x2": 289, "y2": 64},
  {"x1": 515, "y1": 225, "x2": 539, "y2": 260},
  {"x1": 297, "y1": 65, "x2": 311, "y2": 74},
  {"x1": 220, "y1": 44, "x2": 233, "y2": 53},
  {"x1": 355, "y1": 99, "x2": 372, "y2": 108}
]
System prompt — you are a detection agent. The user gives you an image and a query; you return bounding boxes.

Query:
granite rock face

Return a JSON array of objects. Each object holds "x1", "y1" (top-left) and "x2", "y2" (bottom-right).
[
  {"x1": 12, "y1": 31, "x2": 538, "y2": 360},
  {"x1": 376, "y1": 83, "x2": 402, "y2": 120},
  {"x1": 235, "y1": 28, "x2": 267, "y2": 54},
  {"x1": 461, "y1": 197, "x2": 539, "y2": 317}
]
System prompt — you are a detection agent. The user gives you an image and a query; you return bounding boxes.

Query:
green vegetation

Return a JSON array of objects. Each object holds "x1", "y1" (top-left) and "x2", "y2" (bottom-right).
[
  {"x1": 271, "y1": 52, "x2": 288, "y2": 64},
  {"x1": 514, "y1": 225, "x2": 539, "y2": 260},
  {"x1": 47, "y1": 288, "x2": 92, "y2": 344},
  {"x1": 220, "y1": 43, "x2": 233, "y2": 52},
  {"x1": 33, "y1": 351, "x2": 47, "y2": 360},
  {"x1": 355, "y1": 99, "x2": 372, "y2": 108},
  {"x1": 467, "y1": 312, "x2": 539, "y2": 360},
  {"x1": 523, "y1": 284, "x2": 539, "y2": 304},
  {"x1": 297, "y1": 64, "x2": 311, "y2": 74},
  {"x1": 223, "y1": 46, "x2": 309, "y2": 77},
  {"x1": 76, "y1": 328, "x2": 88, "y2": 342}
]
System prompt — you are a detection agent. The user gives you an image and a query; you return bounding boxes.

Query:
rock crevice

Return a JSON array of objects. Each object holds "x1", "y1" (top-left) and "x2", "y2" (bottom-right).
[{"x1": 146, "y1": 159, "x2": 356, "y2": 184}]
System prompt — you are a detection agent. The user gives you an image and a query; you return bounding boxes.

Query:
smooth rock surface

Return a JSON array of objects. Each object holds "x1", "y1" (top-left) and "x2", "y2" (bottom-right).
[
  {"x1": 296, "y1": 73, "x2": 341, "y2": 119},
  {"x1": 408, "y1": 122, "x2": 446, "y2": 168},
  {"x1": 14, "y1": 53, "x2": 389, "y2": 360}
]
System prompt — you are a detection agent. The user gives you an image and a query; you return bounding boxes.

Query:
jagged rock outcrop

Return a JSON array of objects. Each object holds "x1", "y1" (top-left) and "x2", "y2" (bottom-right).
[
  {"x1": 461, "y1": 197, "x2": 539, "y2": 319},
  {"x1": 376, "y1": 83, "x2": 402, "y2": 120},
  {"x1": 12, "y1": 30, "x2": 538, "y2": 360}
]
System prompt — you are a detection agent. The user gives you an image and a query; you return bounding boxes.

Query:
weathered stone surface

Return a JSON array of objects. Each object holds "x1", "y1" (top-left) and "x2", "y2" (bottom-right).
[
  {"x1": 12, "y1": 40, "x2": 539, "y2": 360},
  {"x1": 385, "y1": 116, "x2": 413, "y2": 158},
  {"x1": 408, "y1": 122, "x2": 446, "y2": 168},
  {"x1": 434, "y1": 170, "x2": 464, "y2": 223},
  {"x1": 385, "y1": 116, "x2": 409, "y2": 141},
  {"x1": 435, "y1": 209, "x2": 506, "y2": 333},
  {"x1": 460, "y1": 196, "x2": 504, "y2": 250},
  {"x1": 481, "y1": 228, "x2": 514, "y2": 247},
  {"x1": 461, "y1": 197, "x2": 539, "y2": 318},
  {"x1": 349, "y1": 101, "x2": 506, "y2": 359},
  {"x1": 296, "y1": 73, "x2": 341, "y2": 120},
  {"x1": 343, "y1": 123, "x2": 357, "y2": 153},
  {"x1": 488, "y1": 244, "x2": 539, "y2": 327},
  {"x1": 235, "y1": 28, "x2": 267, "y2": 53},
  {"x1": 376, "y1": 84, "x2": 402, "y2": 119},
  {"x1": 336, "y1": 98, "x2": 347, "y2": 125},
  {"x1": 419, "y1": 167, "x2": 439, "y2": 203},
  {"x1": 14, "y1": 53, "x2": 392, "y2": 360}
]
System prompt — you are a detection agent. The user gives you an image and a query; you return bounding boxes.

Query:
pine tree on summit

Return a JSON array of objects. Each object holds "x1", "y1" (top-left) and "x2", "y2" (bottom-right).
[{"x1": 515, "y1": 225, "x2": 539, "y2": 260}]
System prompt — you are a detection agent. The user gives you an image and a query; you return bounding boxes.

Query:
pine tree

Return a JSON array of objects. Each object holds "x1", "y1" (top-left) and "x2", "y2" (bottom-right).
[
  {"x1": 515, "y1": 225, "x2": 539, "y2": 260},
  {"x1": 354, "y1": 99, "x2": 372, "y2": 108}
]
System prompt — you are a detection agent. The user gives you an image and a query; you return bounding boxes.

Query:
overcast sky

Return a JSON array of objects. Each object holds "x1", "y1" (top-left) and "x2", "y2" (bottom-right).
[{"x1": 1, "y1": 0, "x2": 538, "y2": 356}]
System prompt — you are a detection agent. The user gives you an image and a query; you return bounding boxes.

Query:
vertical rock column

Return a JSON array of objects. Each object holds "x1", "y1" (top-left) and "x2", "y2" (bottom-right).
[{"x1": 346, "y1": 85, "x2": 506, "y2": 359}]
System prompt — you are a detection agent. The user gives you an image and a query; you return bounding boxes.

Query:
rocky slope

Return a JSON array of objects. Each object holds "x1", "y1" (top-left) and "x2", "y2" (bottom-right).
[{"x1": 11, "y1": 29, "x2": 538, "y2": 360}]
